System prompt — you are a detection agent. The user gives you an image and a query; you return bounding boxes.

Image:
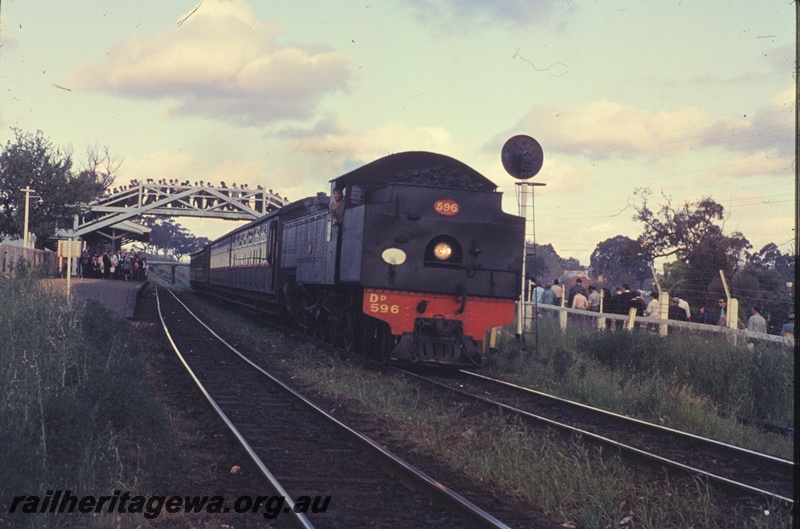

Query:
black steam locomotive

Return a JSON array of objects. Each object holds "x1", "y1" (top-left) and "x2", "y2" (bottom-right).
[{"x1": 189, "y1": 151, "x2": 524, "y2": 367}]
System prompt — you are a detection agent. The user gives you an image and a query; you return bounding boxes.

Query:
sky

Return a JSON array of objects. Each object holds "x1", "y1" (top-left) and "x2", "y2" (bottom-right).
[{"x1": 1, "y1": 0, "x2": 795, "y2": 267}]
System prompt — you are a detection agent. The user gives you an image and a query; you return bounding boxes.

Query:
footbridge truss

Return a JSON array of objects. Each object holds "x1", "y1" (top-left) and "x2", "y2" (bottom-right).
[{"x1": 58, "y1": 182, "x2": 289, "y2": 240}]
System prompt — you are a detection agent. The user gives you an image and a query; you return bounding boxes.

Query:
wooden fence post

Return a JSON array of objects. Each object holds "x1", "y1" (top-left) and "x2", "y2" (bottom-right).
[
  {"x1": 596, "y1": 293, "x2": 606, "y2": 330},
  {"x1": 658, "y1": 291, "x2": 670, "y2": 336},
  {"x1": 625, "y1": 307, "x2": 637, "y2": 332},
  {"x1": 719, "y1": 270, "x2": 740, "y2": 345}
]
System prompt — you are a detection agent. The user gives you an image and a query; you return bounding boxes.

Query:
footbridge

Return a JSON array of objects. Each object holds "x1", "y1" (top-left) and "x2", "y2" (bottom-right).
[{"x1": 57, "y1": 182, "x2": 289, "y2": 241}]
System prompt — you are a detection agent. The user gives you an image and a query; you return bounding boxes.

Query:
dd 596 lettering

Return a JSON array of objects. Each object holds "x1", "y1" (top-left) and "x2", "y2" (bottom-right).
[{"x1": 368, "y1": 293, "x2": 400, "y2": 314}]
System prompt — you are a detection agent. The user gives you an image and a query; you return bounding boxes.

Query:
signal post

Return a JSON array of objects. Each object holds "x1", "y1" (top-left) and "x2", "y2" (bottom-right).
[{"x1": 501, "y1": 135, "x2": 545, "y2": 351}]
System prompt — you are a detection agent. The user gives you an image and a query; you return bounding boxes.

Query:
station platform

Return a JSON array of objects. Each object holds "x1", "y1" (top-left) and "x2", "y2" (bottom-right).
[{"x1": 68, "y1": 278, "x2": 148, "y2": 320}]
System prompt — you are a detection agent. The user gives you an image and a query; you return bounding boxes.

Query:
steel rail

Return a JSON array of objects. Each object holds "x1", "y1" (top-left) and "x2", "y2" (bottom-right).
[
  {"x1": 395, "y1": 367, "x2": 794, "y2": 508},
  {"x1": 461, "y1": 369, "x2": 794, "y2": 472},
  {"x1": 154, "y1": 286, "x2": 315, "y2": 529},
  {"x1": 162, "y1": 287, "x2": 513, "y2": 529}
]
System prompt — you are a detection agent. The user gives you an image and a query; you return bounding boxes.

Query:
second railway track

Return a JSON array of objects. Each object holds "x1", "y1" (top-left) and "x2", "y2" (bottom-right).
[
  {"x1": 154, "y1": 286, "x2": 536, "y2": 529},
  {"x1": 396, "y1": 367, "x2": 795, "y2": 510}
]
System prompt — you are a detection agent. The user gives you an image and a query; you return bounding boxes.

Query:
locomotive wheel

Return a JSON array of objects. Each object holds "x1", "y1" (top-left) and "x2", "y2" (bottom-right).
[
  {"x1": 361, "y1": 317, "x2": 392, "y2": 364},
  {"x1": 339, "y1": 292, "x2": 360, "y2": 352},
  {"x1": 376, "y1": 322, "x2": 393, "y2": 364},
  {"x1": 359, "y1": 317, "x2": 376, "y2": 358},
  {"x1": 314, "y1": 293, "x2": 340, "y2": 345},
  {"x1": 341, "y1": 311, "x2": 357, "y2": 352},
  {"x1": 294, "y1": 308, "x2": 312, "y2": 336},
  {"x1": 320, "y1": 310, "x2": 338, "y2": 345},
  {"x1": 313, "y1": 311, "x2": 327, "y2": 341}
]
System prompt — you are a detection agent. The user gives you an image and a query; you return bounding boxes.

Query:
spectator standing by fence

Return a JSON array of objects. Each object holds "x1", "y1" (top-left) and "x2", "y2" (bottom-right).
[
  {"x1": 716, "y1": 299, "x2": 728, "y2": 326},
  {"x1": 571, "y1": 288, "x2": 590, "y2": 324},
  {"x1": 746, "y1": 306, "x2": 767, "y2": 334},
  {"x1": 619, "y1": 284, "x2": 633, "y2": 307},
  {"x1": 609, "y1": 287, "x2": 623, "y2": 315},
  {"x1": 571, "y1": 289, "x2": 589, "y2": 310},
  {"x1": 529, "y1": 279, "x2": 543, "y2": 303},
  {"x1": 645, "y1": 291, "x2": 660, "y2": 318},
  {"x1": 695, "y1": 305, "x2": 716, "y2": 325},
  {"x1": 550, "y1": 279, "x2": 563, "y2": 306},
  {"x1": 780, "y1": 314, "x2": 794, "y2": 339},
  {"x1": 668, "y1": 297, "x2": 688, "y2": 321},
  {"x1": 673, "y1": 297, "x2": 691, "y2": 320},
  {"x1": 630, "y1": 291, "x2": 646, "y2": 317},
  {"x1": 540, "y1": 283, "x2": 557, "y2": 307},
  {"x1": 587, "y1": 285, "x2": 601, "y2": 312},
  {"x1": 568, "y1": 278, "x2": 587, "y2": 307},
  {"x1": 717, "y1": 298, "x2": 745, "y2": 329}
]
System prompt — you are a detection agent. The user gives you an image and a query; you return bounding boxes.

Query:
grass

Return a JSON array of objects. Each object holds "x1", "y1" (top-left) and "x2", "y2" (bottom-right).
[
  {"x1": 0, "y1": 271, "x2": 185, "y2": 528},
  {"x1": 486, "y1": 319, "x2": 794, "y2": 459},
  {"x1": 175, "y1": 289, "x2": 794, "y2": 528},
  {"x1": 294, "y1": 357, "x2": 790, "y2": 528}
]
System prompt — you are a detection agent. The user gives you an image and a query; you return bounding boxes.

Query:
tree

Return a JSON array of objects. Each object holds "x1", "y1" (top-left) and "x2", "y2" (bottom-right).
[
  {"x1": 525, "y1": 243, "x2": 579, "y2": 283},
  {"x1": 590, "y1": 235, "x2": 651, "y2": 288},
  {"x1": 0, "y1": 129, "x2": 114, "y2": 248},
  {"x1": 630, "y1": 188, "x2": 751, "y2": 288},
  {"x1": 740, "y1": 243, "x2": 796, "y2": 333},
  {"x1": 139, "y1": 217, "x2": 208, "y2": 261},
  {"x1": 746, "y1": 243, "x2": 795, "y2": 285},
  {"x1": 78, "y1": 144, "x2": 120, "y2": 194}
]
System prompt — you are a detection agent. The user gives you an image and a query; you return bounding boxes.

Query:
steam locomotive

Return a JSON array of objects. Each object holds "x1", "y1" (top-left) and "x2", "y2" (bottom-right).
[{"x1": 189, "y1": 151, "x2": 524, "y2": 367}]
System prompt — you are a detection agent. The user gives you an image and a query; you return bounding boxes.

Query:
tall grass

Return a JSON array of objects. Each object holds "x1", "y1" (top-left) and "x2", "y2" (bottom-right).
[
  {"x1": 0, "y1": 271, "x2": 182, "y2": 528},
  {"x1": 487, "y1": 319, "x2": 794, "y2": 458}
]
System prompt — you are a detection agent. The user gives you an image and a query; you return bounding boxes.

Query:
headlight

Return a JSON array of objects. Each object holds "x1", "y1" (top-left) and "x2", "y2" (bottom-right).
[
  {"x1": 381, "y1": 248, "x2": 407, "y2": 265},
  {"x1": 433, "y1": 243, "x2": 452, "y2": 261}
]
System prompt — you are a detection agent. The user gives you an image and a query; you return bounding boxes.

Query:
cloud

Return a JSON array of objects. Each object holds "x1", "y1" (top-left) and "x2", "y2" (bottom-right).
[
  {"x1": 120, "y1": 118, "x2": 464, "y2": 205},
  {"x1": 499, "y1": 101, "x2": 713, "y2": 159},
  {"x1": 495, "y1": 89, "x2": 794, "y2": 171},
  {"x1": 712, "y1": 150, "x2": 791, "y2": 179},
  {"x1": 404, "y1": 0, "x2": 563, "y2": 30},
  {"x1": 120, "y1": 150, "x2": 204, "y2": 183},
  {"x1": 121, "y1": 149, "x2": 273, "y2": 189},
  {"x1": 205, "y1": 159, "x2": 266, "y2": 188},
  {"x1": 63, "y1": 0, "x2": 351, "y2": 125},
  {"x1": 288, "y1": 119, "x2": 459, "y2": 165}
]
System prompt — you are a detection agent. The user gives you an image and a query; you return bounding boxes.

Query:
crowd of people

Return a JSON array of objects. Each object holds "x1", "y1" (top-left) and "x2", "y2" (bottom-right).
[
  {"x1": 530, "y1": 278, "x2": 794, "y2": 338},
  {"x1": 79, "y1": 249, "x2": 148, "y2": 282}
]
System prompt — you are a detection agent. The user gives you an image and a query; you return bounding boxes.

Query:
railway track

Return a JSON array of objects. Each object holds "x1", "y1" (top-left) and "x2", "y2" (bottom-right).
[
  {"x1": 396, "y1": 367, "x2": 795, "y2": 510},
  {"x1": 154, "y1": 286, "x2": 526, "y2": 529}
]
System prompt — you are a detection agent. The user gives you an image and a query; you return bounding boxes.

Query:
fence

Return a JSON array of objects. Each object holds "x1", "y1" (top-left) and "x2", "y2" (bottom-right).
[
  {"x1": 521, "y1": 301, "x2": 795, "y2": 348},
  {"x1": 0, "y1": 243, "x2": 58, "y2": 276}
]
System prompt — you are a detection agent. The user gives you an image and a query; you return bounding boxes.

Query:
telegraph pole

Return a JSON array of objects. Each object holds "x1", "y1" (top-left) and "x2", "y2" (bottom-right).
[{"x1": 20, "y1": 186, "x2": 37, "y2": 248}]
